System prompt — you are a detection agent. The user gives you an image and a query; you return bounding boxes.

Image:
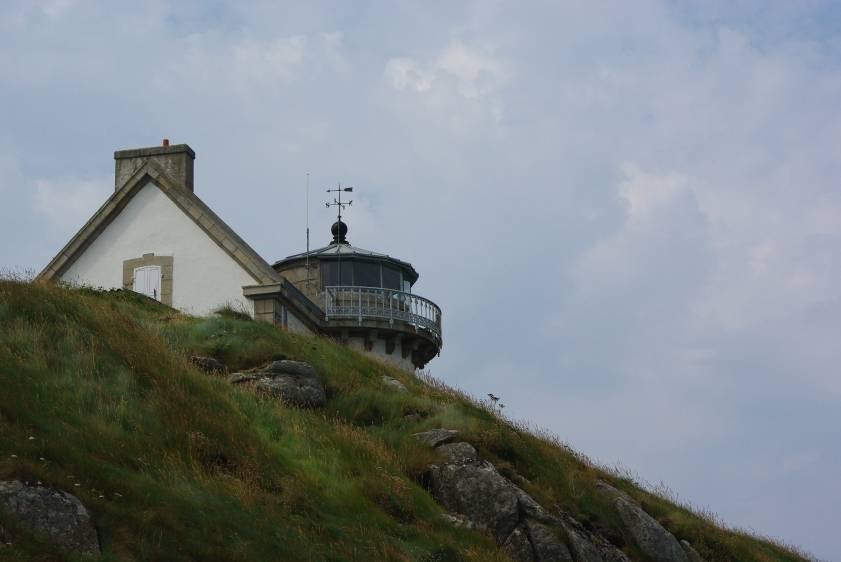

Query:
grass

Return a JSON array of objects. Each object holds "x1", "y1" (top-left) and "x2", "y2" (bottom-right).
[{"x1": 0, "y1": 280, "x2": 815, "y2": 561}]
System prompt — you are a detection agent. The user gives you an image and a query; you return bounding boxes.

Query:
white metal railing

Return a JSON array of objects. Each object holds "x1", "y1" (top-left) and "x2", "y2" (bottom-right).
[{"x1": 322, "y1": 286, "x2": 442, "y2": 342}]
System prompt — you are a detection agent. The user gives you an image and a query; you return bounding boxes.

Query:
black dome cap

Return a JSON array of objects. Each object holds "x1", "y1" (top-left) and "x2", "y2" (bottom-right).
[{"x1": 331, "y1": 220, "x2": 349, "y2": 244}]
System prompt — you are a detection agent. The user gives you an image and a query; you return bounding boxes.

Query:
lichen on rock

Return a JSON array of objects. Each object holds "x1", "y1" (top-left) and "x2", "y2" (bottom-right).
[
  {"x1": 229, "y1": 359, "x2": 326, "y2": 408},
  {"x1": 416, "y1": 430, "x2": 631, "y2": 562},
  {"x1": 597, "y1": 481, "x2": 689, "y2": 562},
  {"x1": 0, "y1": 480, "x2": 100, "y2": 557}
]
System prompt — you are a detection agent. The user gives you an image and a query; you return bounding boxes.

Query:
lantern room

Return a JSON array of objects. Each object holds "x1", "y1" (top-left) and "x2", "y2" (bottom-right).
[{"x1": 272, "y1": 220, "x2": 442, "y2": 370}]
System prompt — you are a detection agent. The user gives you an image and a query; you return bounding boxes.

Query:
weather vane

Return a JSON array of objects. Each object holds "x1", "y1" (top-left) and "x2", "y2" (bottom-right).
[{"x1": 325, "y1": 183, "x2": 353, "y2": 228}]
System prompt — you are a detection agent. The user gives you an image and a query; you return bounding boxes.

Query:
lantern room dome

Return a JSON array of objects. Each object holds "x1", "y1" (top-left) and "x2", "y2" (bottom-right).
[{"x1": 273, "y1": 220, "x2": 419, "y2": 287}]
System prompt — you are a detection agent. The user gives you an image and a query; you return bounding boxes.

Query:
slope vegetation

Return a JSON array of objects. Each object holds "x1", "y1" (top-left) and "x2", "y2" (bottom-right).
[{"x1": 0, "y1": 281, "x2": 810, "y2": 561}]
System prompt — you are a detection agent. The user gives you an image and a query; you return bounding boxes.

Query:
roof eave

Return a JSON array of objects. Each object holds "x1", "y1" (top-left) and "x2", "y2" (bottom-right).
[{"x1": 273, "y1": 250, "x2": 419, "y2": 283}]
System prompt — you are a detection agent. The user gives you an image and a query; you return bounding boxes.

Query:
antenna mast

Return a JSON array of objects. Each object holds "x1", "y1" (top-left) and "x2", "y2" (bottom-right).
[
  {"x1": 325, "y1": 183, "x2": 353, "y2": 285},
  {"x1": 305, "y1": 172, "x2": 310, "y2": 293}
]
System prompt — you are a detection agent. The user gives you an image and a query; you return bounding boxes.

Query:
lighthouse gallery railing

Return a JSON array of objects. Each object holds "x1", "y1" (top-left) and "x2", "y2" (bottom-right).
[{"x1": 322, "y1": 286, "x2": 442, "y2": 342}]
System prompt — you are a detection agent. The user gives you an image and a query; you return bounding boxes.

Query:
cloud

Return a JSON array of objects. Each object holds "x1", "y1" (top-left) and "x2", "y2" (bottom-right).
[
  {"x1": 0, "y1": 0, "x2": 78, "y2": 29},
  {"x1": 383, "y1": 42, "x2": 508, "y2": 133},
  {"x1": 165, "y1": 33, "x2": 307, "y2": 94},
  {"x1": 33, "y1": 176, "x2": 109, "y2": 230},
  {"x1": 232, "y1": 36, "x2": 306, "y2": 79},
  {"x1": 1, "y1": 2, "x2": 840, "y2": 558},
  {"x1": 385, "y1": 58, "x2": 434, "y2": 93},
  {"x1": 437, "y1": 42, "x2": 508, "y2": 99},
  {"x1": 385, "y1": 41, "x2": 508, "y2": 99}
]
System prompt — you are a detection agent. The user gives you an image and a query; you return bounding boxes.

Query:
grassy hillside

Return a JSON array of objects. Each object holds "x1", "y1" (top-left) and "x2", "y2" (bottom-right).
[{"x1": 0, "y1": 281, "x2": 811, "y2": 561}]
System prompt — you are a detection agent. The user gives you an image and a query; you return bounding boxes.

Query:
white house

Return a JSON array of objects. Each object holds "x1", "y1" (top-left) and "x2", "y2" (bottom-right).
[{"x1": 38, "y1": 141, "x2": 442, "y2": 370}]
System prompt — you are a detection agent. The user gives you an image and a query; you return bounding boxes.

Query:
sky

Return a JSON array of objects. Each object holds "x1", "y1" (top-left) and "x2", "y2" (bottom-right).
[{"x1": 2, "y1": 1, "x2": 840, "y2": 559}]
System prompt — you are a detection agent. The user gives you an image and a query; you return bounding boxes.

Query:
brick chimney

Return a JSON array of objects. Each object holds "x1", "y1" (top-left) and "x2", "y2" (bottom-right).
[{"x1": 114, "y1": 140, "x2": 195, "y2": 192}]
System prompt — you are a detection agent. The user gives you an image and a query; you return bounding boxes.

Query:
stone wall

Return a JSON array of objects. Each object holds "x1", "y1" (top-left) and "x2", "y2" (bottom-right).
[
  {"x1": 115, "y1": 144, "x2": 194, "y2": 192},
  {"x1": 274, "y1": 262, "x2": 320, "y2": 301}
]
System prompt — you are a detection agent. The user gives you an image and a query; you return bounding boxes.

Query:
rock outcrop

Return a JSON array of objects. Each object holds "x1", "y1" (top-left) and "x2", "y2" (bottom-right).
[
  {"x1": 436, "y1": 442, "x2": 480, "y2": 465},
  {"x1": 504, "y1": 523, "x2": 539, "y2": 561},
  {"x1": 229, "y1": 360, "x2": 326, "y2": 408},
  {"x1": 525, "y1": 520, "x2": 575, "y2": 561},
  {"x1": 415, "y1": 430, "x2": 629, "y2": 562},
  {"x1": 429, "y1": 459, "x2": 522, "y2": 541},
  {"x1": 558, "y1": 511, "x2": 630, "y2": 562},
  {"x1": 596, "y1": 481, "x2": 695, "y2": 562},
  {"x1": 0, "y1": 480, "x2": 100, "y2": 556}
]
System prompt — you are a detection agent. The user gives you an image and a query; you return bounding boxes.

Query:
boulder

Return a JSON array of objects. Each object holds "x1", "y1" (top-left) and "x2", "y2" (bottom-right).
[
  {"x1": 418, "y1": 433, "x2": 627, "y2": 562},
  {"x1": 189, "y1": 355, "x2": 224, "y2": 373},
  {"x1": 613, "y1": 498, "x2": 688, "y2": 562},
  {"x1": 229, "y1": 360, "x2": 326, "y2": 408},
  {"x1": 381, "y1": 375, "x2": 408, "y2": 393},
  {"x1": 513, "y1": 487, "x2": 556, "y2": 524},
  {"x1": 428, "y1": 461, "x2": 522, "y2": 541},
  {"x1": 503, "y1": 519, "x2": 574, "y2": 562},
  {"x1": 503, "y1": 523, "x2": 536, "y2": 562},
  {"x1": 596, "y1": 482, "x2": 687, "y2": 562},
  {"x1": 559, "y1": 511, "x2": 631, "y2": 562},
  {"x1": 436, "y1": 442, "x2": 480, "y2": 465},
  {"x1": 596, "y1": 481, "x2": 689, "y2": 562},
  {"x1": 525, "y1": 519, "x2": 574, "y2": 561},
  {"x1": 0, "y1": 480, "x2": 99, "y2": 556},
  {"x1": 560, "y1": 518, "x2": 605, "y2": 562},
  {"x1": 599, "y1": 545, "x2": 634, "y2": 562},
  {"x1": 429, "y1": 457, "x2": 581, "y2": 560},
  {"x1": 253, "y1": 373, "x2": 326, "y2": 408},
  {"x1": 267, "y1": 360, "x2": 317, "y2": 377},
  {"x1": 680, "y1": 540, "x2": 706, "y2": 562},
  {"x1": 413, "y1": 429, "x2": 460, "y2": 448}
]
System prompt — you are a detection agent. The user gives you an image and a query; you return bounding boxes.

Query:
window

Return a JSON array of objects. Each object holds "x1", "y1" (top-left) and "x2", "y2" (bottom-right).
[
  {"x1": 321, "y1": 261, "x2": 354, "y2": 288},
  {"x1": 133, "y1": 265, "x2": 162, "y2": 300},
  {"x1": 339, "y1": 262, "x2": 353, "y2": 285},
  {"x1": 123, "y1": 254, "x2": 172, "y2": 305},
  {"x1": 321, "y1": 262, "x2": 337, "y2": 288},
  {"x1": 382, "y1": 266, "x2": 401, "y2": 290},
  {"x1": 319, "y1": 260, "x2": 407, "y2": 290},
  {"x1": 354, "y1": 261, "x2": 380, "y2": 287}
]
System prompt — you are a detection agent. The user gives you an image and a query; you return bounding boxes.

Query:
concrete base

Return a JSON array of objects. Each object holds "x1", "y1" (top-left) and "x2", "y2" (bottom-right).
[{"x1": 343, "y1": 335, "x2": 416, "y2": 372}]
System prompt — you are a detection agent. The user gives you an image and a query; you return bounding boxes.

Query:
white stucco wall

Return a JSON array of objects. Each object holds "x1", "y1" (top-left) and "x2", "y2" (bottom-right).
[{"x1": 61, "y1": 181, "x2": 257, "y2": 316}]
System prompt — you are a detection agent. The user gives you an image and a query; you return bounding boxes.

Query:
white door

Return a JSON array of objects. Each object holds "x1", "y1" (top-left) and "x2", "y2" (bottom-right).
[{"x1": 133, "y1": 266, "x2": 162, "y2": 300}]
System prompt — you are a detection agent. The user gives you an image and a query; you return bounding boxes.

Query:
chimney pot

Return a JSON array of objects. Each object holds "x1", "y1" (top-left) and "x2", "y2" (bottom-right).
[{"x1": 114, "y1": 143, "x2": 195, "y2": 192}]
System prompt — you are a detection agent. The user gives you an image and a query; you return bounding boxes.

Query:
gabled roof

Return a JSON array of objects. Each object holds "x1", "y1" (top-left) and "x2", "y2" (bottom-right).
[{"x1": 36, "y1": 160, "x2": 281, "y2": 285}]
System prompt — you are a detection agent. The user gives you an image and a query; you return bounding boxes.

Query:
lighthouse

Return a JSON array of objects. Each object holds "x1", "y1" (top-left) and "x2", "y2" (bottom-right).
[{"x1": 272, "y1": 219, "x2": 442, "y2": 370}]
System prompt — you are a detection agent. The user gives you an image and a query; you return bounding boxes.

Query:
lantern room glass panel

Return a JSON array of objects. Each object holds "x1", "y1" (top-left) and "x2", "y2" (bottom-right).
[
  {"x1": 354, "y1": 261, "x2": 380, "y2": 287},
  {"x1": 382, "y1": 266, "x2": 400, "y2": 290},
  {"x1": 320, "y1": 262, "x2": 337, "y2": 288}
]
